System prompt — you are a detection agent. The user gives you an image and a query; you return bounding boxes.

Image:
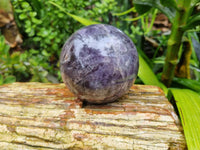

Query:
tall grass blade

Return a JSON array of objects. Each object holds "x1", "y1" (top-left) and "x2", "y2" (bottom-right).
[
  {"x1": 49, "y1": 1, "x2": 98, "y2": 26},
  {"x1": 138, "y1": 55, "x2": 168, "y2": 94},
  {"x1": 191, "y1": 37, "x2": 200, "y2": 61},
  {"x1": 170, "y1": 89, "x2": 200, "y2": 150}
]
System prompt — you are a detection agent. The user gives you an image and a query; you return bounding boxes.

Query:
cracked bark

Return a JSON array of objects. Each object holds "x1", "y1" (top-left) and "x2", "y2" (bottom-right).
[{"x1": 0, "y1": 82, "x2": 186, "y2": 149}]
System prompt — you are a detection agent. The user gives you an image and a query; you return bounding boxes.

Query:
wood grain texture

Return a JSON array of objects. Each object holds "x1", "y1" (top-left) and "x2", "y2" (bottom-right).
[{"x1": 0, "y1": 82, "x2": 186, "y2": 149}]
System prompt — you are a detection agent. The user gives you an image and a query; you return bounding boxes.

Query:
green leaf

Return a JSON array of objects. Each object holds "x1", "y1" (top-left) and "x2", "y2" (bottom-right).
[
  {"x1": 135, "y1": 4, "x2": 152, "y2": 15},
  {"x1": 183, "y1": 12, "x2": 200, "y2": 31},
  {"x1": 67, "y1": 13, "x2": 99, "y2": 26},
  {"x1": 19, "y1": 13, "x2": 27, "y2": 20},
  {"x1": 138, "y1": 55, "x2": 168, "y2": 94},
  {"x1": 0, "y1": 74, "x2": 3, "y2": 85},
  {"x1": 160, "y1": 0, "x2": 178, "y2": 10},
  {"x1": 170, "y1": 89, "x2": 200, "y2": 149},
  {"x1": 125, "y1": 13, "x2": 146, "y2": 21},
  {"x1": 26, "y1": 0, "x2": 42, "y2": 17},
  {"x1": 4, "y1": 76, "x2": 16, "y2": 84},
  {"x1": 191, "y1": 0, "x2": 200, "y2": 7},
  {"x1": 0, "y1": 35, "x2": 10, "y2": 55},
  {"x1": 132, "y1": 0, "x2": 176, "y2": 22},
  {"x1": 145, "y1": 8, "x2": 158, "y2": 34},
  {"x1": 173, "y1": 77, "x2": 200, "y2": 92},
  {"x1": 113, "y1": 7, "x2": 136, "y2": 16},
  {"x1": 49, "y1": 1, "x2": 98, "y2": 26}
]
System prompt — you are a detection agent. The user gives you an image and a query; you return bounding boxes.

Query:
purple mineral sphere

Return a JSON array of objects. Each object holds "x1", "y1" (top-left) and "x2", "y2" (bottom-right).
[{"x1": 60, "y1": 24, "x2": 139, "y2": 104}]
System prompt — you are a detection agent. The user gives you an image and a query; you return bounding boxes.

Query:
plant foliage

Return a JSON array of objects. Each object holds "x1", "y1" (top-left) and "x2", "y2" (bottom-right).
[
  {"x1": 2, "y1": 1, "x2": 200, "y2": 149},
  {"x1": 130, "y1": 0, "x2": 200, "y2": 149},
  {"x1": 169, "y1": 89, "x2": 200, "y2": 149},
  {"x1": 10, "y1": 0, "x2": 122, "y2": 82},
  {"x1": 115, "y1": 1, "x2": 200, "y2": 149},
  {"x1": 0, "y1": 35, "x2": 50, "y2": 83}
]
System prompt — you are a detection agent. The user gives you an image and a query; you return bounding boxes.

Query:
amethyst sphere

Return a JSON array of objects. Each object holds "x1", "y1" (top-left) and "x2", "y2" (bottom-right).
[{"x1": 60, "y1": 24, "x2": 139, "y2": 104}]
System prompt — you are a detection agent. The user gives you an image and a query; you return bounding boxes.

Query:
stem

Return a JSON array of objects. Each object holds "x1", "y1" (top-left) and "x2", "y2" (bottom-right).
[
  {"x1": 174, "y1": 40, "x2": 192, "y2": 78},
  {"x1": 161, "y1": 7, "x2": 190, "y2": 87},
  {"x1": 146, "y1": 9, "x2": 158, "y2": 34}
]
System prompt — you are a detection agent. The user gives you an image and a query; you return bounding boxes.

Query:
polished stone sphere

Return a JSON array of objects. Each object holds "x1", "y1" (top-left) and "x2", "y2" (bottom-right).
[{"x1": 60, "y1": 24, "x2": 139, "y2": 104}]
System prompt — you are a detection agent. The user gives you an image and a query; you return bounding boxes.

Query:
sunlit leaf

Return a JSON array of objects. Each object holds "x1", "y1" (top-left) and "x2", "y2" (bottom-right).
[
  {"x1": 66, "y1": 13, "x2": 99, "y2": 26},
  {"x1": 113, "y1": 7, "x2": 136, "y2": 16},
  {"x1": 170, "y1": 88, "x2": 200, "y2": 149},
  {"x1": 138, "y1": 55, "x2": 168, "y2": 94},
  {"x1": 49, "y1": 1, "x2": 99, "y2": 26}
]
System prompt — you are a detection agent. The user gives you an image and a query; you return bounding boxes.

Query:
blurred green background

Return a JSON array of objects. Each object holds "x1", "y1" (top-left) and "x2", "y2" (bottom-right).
[{"x1": 0, "y1": 0, "x2": 200, "y2": 149}]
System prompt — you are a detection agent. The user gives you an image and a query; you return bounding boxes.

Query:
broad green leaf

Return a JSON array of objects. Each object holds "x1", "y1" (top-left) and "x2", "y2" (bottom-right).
[
  {"x1": 134, "y1": 4, "x2": 152, "y2": 15},
  {"x1": 132, "y1": 0, "x2": 176, "y2": 22},
  {"x1": 4, "y1": 76, "x2": 16, "y2": 84},
  {"x1": 19, "y1": 13, "x2": 27, "y2": 20},
  {"x1": 183, "y1": 12, "x2": 200, "y2": 31},
  {"x1": 113, "y1": 7, "x2": 136, "y2": 16},
  {"x1": 173, "y1": 77, "x2": 200, "y2": 92},
  {"x1": 170, "y1": 89, "x2": 200, "y2": 149},
  {"x1": 49, "y1": 1, "x2": 98, "y2": 26},
  {"x1": 160, "y1": 0, "x2": 178, "y2": 10},
  {"x1": 138, "y1": 55, "x2": 168, "y2": 94}
]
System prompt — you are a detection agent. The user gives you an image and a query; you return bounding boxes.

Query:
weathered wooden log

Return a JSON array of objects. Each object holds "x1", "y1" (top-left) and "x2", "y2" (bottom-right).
[{"x1": 0, "y1": 82, "x2": 186, "y2": 149}]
